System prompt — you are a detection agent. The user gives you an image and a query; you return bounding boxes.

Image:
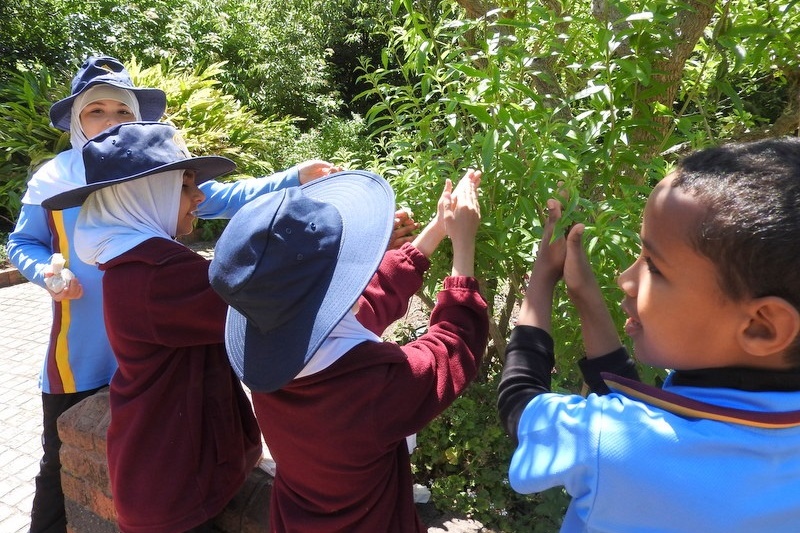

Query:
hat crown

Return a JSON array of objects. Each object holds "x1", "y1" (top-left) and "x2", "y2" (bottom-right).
[
  {"x1": 71, "y1": 56, "x2": 134, "y2": 95},
  {"x1": 83, "y1": 122, "x2": 190, "y2": 185},
  {"x1": 211, "y1": 189, "x2": 343, "y2": 334},
  {"x1": 209, "y1": 171, "x2": 395, "y2": 392}
]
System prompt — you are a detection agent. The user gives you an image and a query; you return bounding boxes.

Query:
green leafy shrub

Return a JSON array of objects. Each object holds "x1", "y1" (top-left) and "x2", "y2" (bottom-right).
[
  {"x1": 357, "y1": 0, "x2": 798, "y2": 528},
  {"x1": 0, "y1": 66, "x2": 65, "y2": 231}
]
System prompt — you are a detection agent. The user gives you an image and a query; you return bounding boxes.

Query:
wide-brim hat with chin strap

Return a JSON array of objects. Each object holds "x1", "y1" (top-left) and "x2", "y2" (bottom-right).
[
  {"x1": 209, "y1": 170, "x2": 395, "y2": 393},
  {"x1": 41, "y1": 121, "x2": 236, "y2": 211},
  {"x1": 49, "y1": 55, "x2": 167, "y2": 131}
]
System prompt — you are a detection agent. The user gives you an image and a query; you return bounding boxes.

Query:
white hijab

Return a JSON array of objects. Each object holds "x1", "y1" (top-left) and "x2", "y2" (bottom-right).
[
  {"x1": 22, "y1": 86, "x2": 142, "y2": 206},
  {"x1": 74, "y1": 170, "x2": 183, "y2": 265},
  {"x1": 69, "y1": 85, "x2": 141, "y2": 150},
  {"x1": 294, "y1": 311, "x2": 381, "y2": 379}
]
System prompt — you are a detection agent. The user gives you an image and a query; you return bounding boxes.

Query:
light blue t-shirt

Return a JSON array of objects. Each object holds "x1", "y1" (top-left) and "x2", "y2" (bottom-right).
[
  {"x1": 7, "y1": 147, "x2": 300, "y2": 393},
  {"x1": 510, "y1": 372, "x2": 800, "y2": 532}
]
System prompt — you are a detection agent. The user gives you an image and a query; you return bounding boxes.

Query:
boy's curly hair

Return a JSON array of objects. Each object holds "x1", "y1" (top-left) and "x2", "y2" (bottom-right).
[{"x1": 671, "y1": 137, "x2": 800, "y2": 364}]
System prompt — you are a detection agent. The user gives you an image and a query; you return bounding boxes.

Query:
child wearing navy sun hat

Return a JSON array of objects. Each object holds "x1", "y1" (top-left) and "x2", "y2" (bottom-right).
[
  {"x1": 44, "y1": 121, "x2": 260, "y2": 533},
  {"x1": 7, "y1": 55, "x2": 170, "y2": 533},
  {"x1": 8, "y1": 53, "x2": 348, "y2": 533},
  {"x1": 210, "y1": 167, "x2": 489, "y2": 531}
]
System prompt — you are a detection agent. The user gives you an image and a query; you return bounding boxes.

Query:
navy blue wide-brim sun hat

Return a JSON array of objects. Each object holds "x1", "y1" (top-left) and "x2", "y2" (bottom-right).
[
  {"x1": 209, "y1": 170, "x2": 395, "y2": 393},
  {"x1": 49, "y1": 55, "x2": 167, "y2": 131},
  {"x1": 41, "y1": 121, "x2": 236, "y2": 211}
]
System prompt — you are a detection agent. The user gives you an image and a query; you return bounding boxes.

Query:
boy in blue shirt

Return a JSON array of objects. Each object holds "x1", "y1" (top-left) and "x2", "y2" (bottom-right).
[{"x1": 499, "y1": 137, "x2": 800, "y2": 532}]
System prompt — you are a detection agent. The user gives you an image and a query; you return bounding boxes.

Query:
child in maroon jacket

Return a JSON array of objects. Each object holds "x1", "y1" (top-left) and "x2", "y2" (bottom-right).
[
  {"x1": 210, "y1": 169, "x2": 489, "y2": 532},
  {"x1": 42, "y1": 121, "x2": 263, "y2": 533}
]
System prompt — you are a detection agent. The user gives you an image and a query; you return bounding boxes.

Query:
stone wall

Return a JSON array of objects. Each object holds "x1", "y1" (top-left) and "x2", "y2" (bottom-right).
[{"x1": 57, "y1": 388, "x2": 269, "y2": 533}]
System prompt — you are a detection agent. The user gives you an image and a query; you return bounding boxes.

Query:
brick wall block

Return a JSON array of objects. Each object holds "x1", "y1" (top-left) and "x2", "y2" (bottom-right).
[{"x1": 57, "y1": 389, "x2": 111, "y2": 454}]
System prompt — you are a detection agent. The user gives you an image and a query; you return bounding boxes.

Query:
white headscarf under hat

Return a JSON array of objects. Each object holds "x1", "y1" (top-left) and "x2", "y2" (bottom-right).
[
  {"x1": 69, "y1": 85, "x2": 141, "y2": 150},
  {"x1": 294, "y1": 311, "x2": 381, "y2": 379},
  {"x1": 21, "y1": 85, "x2": 143, "y2": 206},
  {"x1": 74, "y1": 170, "x2": 182, "y2": 265}
]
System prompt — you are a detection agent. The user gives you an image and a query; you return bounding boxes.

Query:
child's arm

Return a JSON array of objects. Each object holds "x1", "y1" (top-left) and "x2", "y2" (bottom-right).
[
  {"x1": 516, "y1": 199, "x2": 566, "y2": 331},
  {"x1": 356, "y1": 170, "x2": 482, "y2": 332},
  {"x1": 563, "y1": 222, "x2": 639, "y2": 391},
  {"x1": 498, "y1": 200, "x2": 564, "y2": 442},
  {"x1": 374, "y1": 169, "x2": 488, "y2": 438},
  {"x1": 196, "y1": 160, "x2": 339, "y2": 219}
]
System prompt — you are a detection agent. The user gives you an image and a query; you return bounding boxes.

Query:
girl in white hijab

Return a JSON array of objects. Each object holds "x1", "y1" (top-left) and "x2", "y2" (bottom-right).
[
  {"x1": 6, "y1": 56, "x2": 168, "y2": 533},
  {"x1": 74, "y1": 169, "x2": 182, "y2": 266},
  {"x1": 22, "y1": 85, "x2": 142, "y2": 205}
]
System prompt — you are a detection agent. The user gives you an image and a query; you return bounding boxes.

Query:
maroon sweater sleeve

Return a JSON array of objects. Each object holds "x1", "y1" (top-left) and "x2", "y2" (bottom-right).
[
  {"x1": 356, "y1": 242, "x2": 430, "y2": 335},
  {"x1": 375, "y1": 276, "x2": 490, "y2": 442}
]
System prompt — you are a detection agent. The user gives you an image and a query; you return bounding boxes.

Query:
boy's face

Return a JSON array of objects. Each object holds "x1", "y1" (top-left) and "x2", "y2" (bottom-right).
[
  {"x1": 617, "y1": 172, "x2": 750, "y2": 370},
  {"x1": 79, "y1": 99, "x2": 135, "y2": 138},
  {"x1": 177, "y1": 170, "x2": 205, "y2": 237}
]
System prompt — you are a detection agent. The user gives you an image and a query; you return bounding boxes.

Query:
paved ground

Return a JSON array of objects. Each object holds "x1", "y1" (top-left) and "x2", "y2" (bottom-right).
[{"x1": 0, "y1": 279, "x2": 52, "y2": 533}]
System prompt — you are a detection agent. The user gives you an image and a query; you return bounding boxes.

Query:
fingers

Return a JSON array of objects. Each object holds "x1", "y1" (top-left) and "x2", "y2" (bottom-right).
[
  {"x1": 566, "y1": 222, "x2": 585, "y2": 244},
  {"x1": 451, "y1": 169, "x2": 482, "y2": 206},
  {"x1": 438, "y1": 179, "x2": 454, "y2": 215},
  {"x1": 388, "y1": 208, "x2": 419, "y2": 250},
  {"x1": 297, "y1": 160, "x2": 344, "y2": 184},
  {"x1": 565, "y1": 223, "x2": 587, "y2": 265},
  {"x1": 541, "y1": 198, "x2": 563, "y2": 244},
  {"x1": 447, "y1": 172, "x2": 481, "y2": 239},
  {"x1": 49, "y1": 279, "x2": 83, "y2": 301}
]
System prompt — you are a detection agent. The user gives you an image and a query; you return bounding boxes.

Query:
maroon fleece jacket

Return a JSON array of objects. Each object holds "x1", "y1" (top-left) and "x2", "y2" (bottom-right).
[
  {"x1": 100, "y1": 238, "x2": 261, "y2": 533},
  {"x1": 252, "y1": 243, "x2": 490, "y2": 532}
]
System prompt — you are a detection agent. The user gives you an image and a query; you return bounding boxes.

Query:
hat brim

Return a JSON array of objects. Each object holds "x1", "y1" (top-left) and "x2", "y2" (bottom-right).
[
  {"x1": 224, "y1": 170, "x2": 395, "y2": 392},
  {"x1": 41, "y1": 156, "x2": 236, "y2": 211},
  {"x1": 49, "y1": 80, "x2": 167, "y2": 132}
]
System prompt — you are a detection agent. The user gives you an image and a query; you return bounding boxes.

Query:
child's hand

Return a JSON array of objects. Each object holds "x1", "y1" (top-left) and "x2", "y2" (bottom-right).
[
  {"x1": 451, "y1": 167, "x2": 482, "y2": 199},
  {"x1": 561, "y1": 212, "x2": 623, "y2": 358},
  {"x1": 297, "y1": 160, "x2": 344, "y2": 184},
  {"x1": 432, "y1": 168, "x2": 482, "y2": 236},
  {"x1": 563, "y1": 223, "x2": 598, "y2": 303},
  {"x1": 529, "y1": 198, "x2": 567, "y2": 291},
  {"x1": 410, "y1": 179, "x2": 452, "y2": 257},
  {"x1": 388, "y1": 208, "x2": 419, "y2": 250},
  {"x1": 410, "y1": 169, "x2": 481, "y2": 259},
  {"x1": 446, "y1": 169, "x2": 481, "y2": 277},
  {"x1": 445, "y1": 170, "x2": 481, "y2": 246},
  {"x1": 516, "y1": 196, "x2": 568, "y2": 330},
  {"x1": 44, "y1": 270, "x2": 84, "y2": 301}
]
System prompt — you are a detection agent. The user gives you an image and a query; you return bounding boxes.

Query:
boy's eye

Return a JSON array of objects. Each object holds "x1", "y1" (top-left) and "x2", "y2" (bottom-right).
[{"x1": 644, "y1": 257, "x2": 661, "y2": 275}]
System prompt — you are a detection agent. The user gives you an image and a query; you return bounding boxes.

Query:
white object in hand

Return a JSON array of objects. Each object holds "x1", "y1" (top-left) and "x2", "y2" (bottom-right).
[{"x1": 45, "y1": 253, "x2": 74, "y2": 293}]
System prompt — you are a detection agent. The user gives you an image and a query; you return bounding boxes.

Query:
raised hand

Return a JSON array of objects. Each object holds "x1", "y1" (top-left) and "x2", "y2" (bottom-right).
[
  {"x1": 297, "y1": 160, "x2": 344, "y2": 184},
  {"x1": 388, "y1": 208, "x2": 419, "y2": 250},
  {"x1": 446, "y1": 169, "x2": 481, "y2": 277}
]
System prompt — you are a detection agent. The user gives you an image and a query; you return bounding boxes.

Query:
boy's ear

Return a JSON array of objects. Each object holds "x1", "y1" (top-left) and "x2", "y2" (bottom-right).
[{"x1": 740, "y1": 296, "x2": 800, "y2": 357}]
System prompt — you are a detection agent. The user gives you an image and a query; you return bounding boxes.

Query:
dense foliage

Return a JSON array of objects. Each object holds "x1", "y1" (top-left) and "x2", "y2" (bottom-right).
[
  {"x1": 360, "y1": 0, "x2": 799, "y2": 526},
  {"x1": 1, "y1": 0, "x2": 798, "y2": 528}
]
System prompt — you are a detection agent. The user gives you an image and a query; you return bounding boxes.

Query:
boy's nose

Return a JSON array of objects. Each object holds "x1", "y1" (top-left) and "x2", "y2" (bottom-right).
[{"x1": 617, "y1": 264, "x2": 636, "y2": 296}]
